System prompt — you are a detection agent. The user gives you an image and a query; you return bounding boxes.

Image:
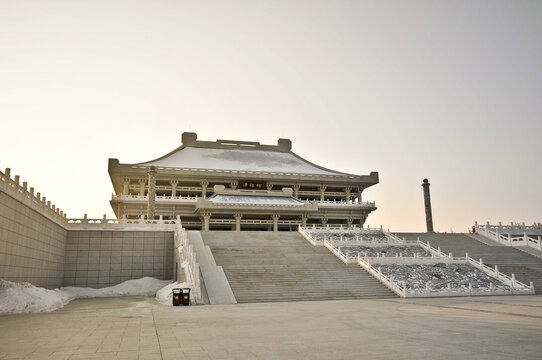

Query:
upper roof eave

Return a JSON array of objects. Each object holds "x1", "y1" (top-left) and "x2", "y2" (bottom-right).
[{"x1": 108, "y1": 132, "x2": 379, "y2": 186}]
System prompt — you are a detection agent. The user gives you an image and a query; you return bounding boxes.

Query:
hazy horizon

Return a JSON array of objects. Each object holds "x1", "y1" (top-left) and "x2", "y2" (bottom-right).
[{"x1": 1, "y1": 1, "x2": 541, "y2": 232}]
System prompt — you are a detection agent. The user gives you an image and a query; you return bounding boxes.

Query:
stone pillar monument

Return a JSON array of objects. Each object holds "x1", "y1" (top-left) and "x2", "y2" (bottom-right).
[
  {"x1": 147, "y1": 166, "x2": 157, "y2": 220},
  {"x1": 422, "y1": 178, "x2": 434, "y2": 233}
]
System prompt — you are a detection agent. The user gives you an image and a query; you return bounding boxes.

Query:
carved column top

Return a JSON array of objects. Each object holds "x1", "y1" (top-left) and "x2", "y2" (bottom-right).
[{"x1": 201, "y1": 180, "x2": 209, "y2": 187}]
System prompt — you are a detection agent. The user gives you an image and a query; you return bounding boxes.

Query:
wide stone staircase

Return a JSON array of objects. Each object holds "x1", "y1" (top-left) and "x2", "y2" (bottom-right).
[
  {"x1": 398, "y1": 233, "x2": 542, "y2": 294},
  {"x1": 201, "y1": 231, "x2": 396, "y2": 303}
]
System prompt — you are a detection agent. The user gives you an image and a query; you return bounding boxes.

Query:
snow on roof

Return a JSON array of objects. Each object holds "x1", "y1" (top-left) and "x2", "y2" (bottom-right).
[
  {"x1": 138, "y1": 147, "x2": 341, "y2": 175},
  {"x1": 209, "y1": 194, "x2": 304, "y2": 206}
]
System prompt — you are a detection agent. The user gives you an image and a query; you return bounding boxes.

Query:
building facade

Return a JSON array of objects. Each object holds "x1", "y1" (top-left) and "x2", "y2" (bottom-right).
[{"x1": 108, "y1": 132, "x2": 379, "y2": 231}]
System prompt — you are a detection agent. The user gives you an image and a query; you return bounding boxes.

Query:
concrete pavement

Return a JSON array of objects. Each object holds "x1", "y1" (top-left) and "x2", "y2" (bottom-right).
[{"x1": 1, "y1": 295, "x2": 542, "y2": 359}]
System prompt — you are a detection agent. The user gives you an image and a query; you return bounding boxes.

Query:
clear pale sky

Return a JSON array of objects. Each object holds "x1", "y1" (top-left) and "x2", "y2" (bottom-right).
[{"x1": 1, "y1": 1, "x2": 541, "y2": 232}]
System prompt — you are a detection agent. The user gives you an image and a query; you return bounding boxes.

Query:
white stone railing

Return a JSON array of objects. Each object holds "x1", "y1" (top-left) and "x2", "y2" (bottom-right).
[
  {"x1": 304, "y1": 224, "x2": 383, "y2": 231},
  {"x1": 174, "y1": 224, "x2": 202, "y2": 303},
  {"x1": 0, "y1": 168, "x2": 68, "y2": 226},
  {"x1": 329, "y1": 235, "x2": 393, "y2": 246},
  {"x1": 357, "y1": 257, "x2": 408, "y2": 297},
  {"x1": 324, "y1": 240, "x2": 352, "y2": 263},
  {"x1": 112, "y1": 194, "x2": 199, "y2": 202},
  {"x1": 65, "y1": 214, "x2": 180, "y2": 230},
  {"x1": 358, "y1": 255, "x2": 534, "y2": 298},
  {"x1": 298, "y1": 226, "x2": 322, "y2": 245},
  {"x1": 417, "y1": 239, "x2": 464, "y2": 260},
  {"x1": 465, "y1": 254, "x2": 533, "y2": 293},
  {"x1": 298, "y1": 225, "x2": 387, "y2": 246},
  {"x1": 382, "y1": 230, "x2": 407, "y2": 243},
  {"x1": 325, "y1": 238, "x2": 460, "y2": 265},
  {"x1": 317, "y1": 200, "x2": 376, "y2": 207},
  {"x1": 474, "y1": 221, "x2": 542, "y2": 251},
  {"x1": 475, "y1": 221, "x2": 542, "y2": 234}
]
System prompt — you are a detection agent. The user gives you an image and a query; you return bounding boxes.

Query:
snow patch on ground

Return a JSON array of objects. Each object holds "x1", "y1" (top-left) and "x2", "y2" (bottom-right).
[{"x1": 0, "y1": 277, "x2": 173, "y2": 315}]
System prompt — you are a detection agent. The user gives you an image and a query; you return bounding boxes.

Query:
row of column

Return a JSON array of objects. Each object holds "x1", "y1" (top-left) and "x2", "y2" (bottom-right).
[
  {"x1": 201, "y1": 212, "x2": 286, "y2": 232},
  {"x1": 199, "y1": 214, "x2": 360, "y2": 232},
  {"x1": 123, "y1": 177, "x2": 210, "y2": 199},
  {"x1": 123, "y1": 176, "x2": 364, "y2": 202}
]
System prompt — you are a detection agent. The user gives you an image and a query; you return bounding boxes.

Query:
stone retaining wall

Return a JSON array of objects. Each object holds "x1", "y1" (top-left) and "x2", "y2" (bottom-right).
[
  {"x1": 63, "y1": 230, "x2": 174, "y2": 288},
  {"x1": 0, "y1": 191, "x2": 67, "y2": 288},
  {"x1": 1, "y1": 186, "x2": 175, "y2": 289}
]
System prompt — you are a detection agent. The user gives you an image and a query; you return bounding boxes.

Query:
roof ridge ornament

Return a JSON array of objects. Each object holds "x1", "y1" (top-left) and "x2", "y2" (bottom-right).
[
  {"x1": 182, "y1": 131, "x2": 292, "y2": 151},
  {"x1": 181, "y1": 132, "x2": 198, "y2": 146}
]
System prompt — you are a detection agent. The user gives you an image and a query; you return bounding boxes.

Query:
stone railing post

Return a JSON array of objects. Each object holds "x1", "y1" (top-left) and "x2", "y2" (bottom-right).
[
  {"x1": 272, "y1": 213, "x2": 280, "y2": 232},
  {"x1": 201, "y1": 181, "x2": 209, "y2": 199},
  {"x1": 293, "y1": 184, "x2": 300, "y2": 199},
  {"x1": 234, "y1": 212, "x2": 242, "y2": 232},
  {"x1": 319, "y1": 185, "x2": 326, "y2": 202},
  {"x1": 170, "y1": 179, "x2": 178, "y2": 197},
  {"x1": 138, "y1": 178, "x2": 146, "y2": 196},
  {"x1": 345, "y1": 185, "x2": 351, "y2": 203},
  {"x1": 202, "y1": 210, "x2": 211, "y2": 231},
  {"x1": 122, "y1": 177, "x2": 130, "y2": 195}
]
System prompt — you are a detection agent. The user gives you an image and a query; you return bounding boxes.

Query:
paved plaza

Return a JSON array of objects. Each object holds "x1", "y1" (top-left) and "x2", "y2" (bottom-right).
[{"x1": 1, "y1": 295, "x2": 542, "y2": 359}]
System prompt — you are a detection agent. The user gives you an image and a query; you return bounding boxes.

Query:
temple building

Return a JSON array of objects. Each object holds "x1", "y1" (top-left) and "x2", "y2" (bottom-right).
[{"x1": 108, "y1": 132, "x2": 379, "y2": 231}]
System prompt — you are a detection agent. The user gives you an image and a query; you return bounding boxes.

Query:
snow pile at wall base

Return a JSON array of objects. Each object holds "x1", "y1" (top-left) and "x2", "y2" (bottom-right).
[
  {"x1": 0, "y1": 277, "x2": 173, "y2": 315},
  {"x1": 0, "y1": 280, "x2": 73, "y2": 314},
  {"x1": 62, "y1": 277, "x2": 171, "y2": 298}
]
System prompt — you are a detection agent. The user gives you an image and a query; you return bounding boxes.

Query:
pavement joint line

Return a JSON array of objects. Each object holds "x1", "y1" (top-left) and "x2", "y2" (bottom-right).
[
  {"x1": 388, "y1": 300, "x2": 542, "y2": 320},
  {"x1": 449, "y1": 299, "x2": 542, "y2": 309},
  {"x1": 151, "y1": 308, "x2": 164, "y2": 360}
]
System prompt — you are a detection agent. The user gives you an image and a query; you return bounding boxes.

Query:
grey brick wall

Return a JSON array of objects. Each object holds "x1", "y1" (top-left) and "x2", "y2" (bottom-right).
[
  {"x1": 0, "y1": 192, "x2": 67, "y2": 288},
  {"x1": 63, "y1": 230, "x2": 174, "y2": 288}
]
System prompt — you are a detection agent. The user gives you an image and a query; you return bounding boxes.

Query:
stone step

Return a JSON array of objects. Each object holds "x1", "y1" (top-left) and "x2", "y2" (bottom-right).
[
  {"x1": 201, "y1": 231, "x2": 397, "y2": 303},
  {"x1": 515, "y1": 246, "x2": 542, "y2": 260},
  {"x1": 397, "y1": 233, "x2": 542, "y2": 295}
]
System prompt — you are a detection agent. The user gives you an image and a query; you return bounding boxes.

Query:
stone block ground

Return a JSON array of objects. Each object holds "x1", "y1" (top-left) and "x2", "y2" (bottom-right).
[{"x1": 1, "y1": 295, "x2": 542, "y2": 359}]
